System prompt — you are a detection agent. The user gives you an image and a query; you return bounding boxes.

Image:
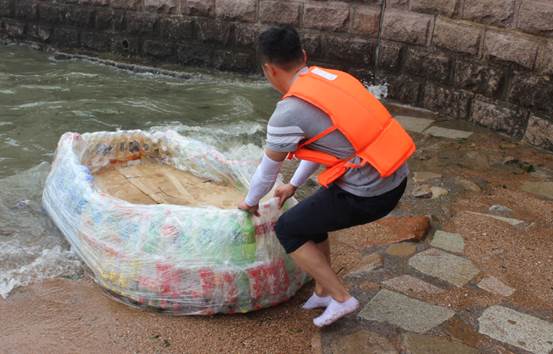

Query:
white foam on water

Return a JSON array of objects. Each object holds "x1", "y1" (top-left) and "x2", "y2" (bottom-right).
[{"x1": 0, "y1": 89, "x2": 15, "y2": 95}]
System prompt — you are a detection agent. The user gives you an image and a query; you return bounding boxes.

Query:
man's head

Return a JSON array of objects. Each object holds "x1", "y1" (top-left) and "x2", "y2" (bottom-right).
[{"x1": 257, "y1": 26, "x2": 307, "y2": 94}]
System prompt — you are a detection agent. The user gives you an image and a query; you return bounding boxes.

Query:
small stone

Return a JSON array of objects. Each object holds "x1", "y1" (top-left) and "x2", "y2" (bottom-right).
[
  {"x1": 430, "y1": 230, "x2": 464, "y2": 254},
  {"x1": 424, "y1": 126, "x2": 473, "y2": 139},
  {"x1": 329, "y1": 330, "x2": 398, "y2": 354},
  {"x1": 347, "y1": 253, "x2": 383, "y2": 277},
  {"x1": 477, "y1": 276, "x2": 515, "y2": 297},
  {"x1": 358, "y1": 289, "x2": 455, "y2": 333},
  {"x1": 521, "y1": 181, "x2": 553, "y2": 200},
  {"x1": 395, "y1": 116, "x2": 435, "y2": 133},
  {"x1": 456, "y1": 178, "x2": 482, "y2": 192},
  {"x1": 383, "y1": 275, "x2": 445, "y2": 295},
  {"x1": 465, "y1": 211, "x2": 524, "y2": 226},
  {"x1": 489, "y1": 204, "x2": 512, "y2": 215},
  {"x1": 386, "y1": 242, "x2": 417, "y2": 257},
  {"x1": 375, "y1": 215, "x2": 431, "y2": 242},
  {"x1": 413, "y1": 171, "x2": 442, "y2": 183},
  {"x1": 478, "y1": 305, "x2": 553, "y2": 354},
  {"x1": 401, "y1": 333, "x2": 479, "y2": 354},
  {"x1": 409, "y1": 248, "x2": 480, "y2": 287},
  {"x1": 431, "y1": 186, "x2": 449, "y2": 199},
  {"x1": 413, "y1": 184, "x2": 433, "y2": 198}
]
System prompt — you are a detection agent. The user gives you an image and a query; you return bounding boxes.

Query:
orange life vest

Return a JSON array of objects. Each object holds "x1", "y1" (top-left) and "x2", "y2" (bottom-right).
[{"x1": 283, "y1": 66, "x2": 416, "y2": 187}]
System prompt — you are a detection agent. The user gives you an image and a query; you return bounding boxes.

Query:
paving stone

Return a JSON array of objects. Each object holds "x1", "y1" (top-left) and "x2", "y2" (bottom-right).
[
  {"x1": 478, "y1": 305, "x2": 553, "y2": 354},
  {"x1": 521, "y1": 181, "x2": 553, "y2": 200},
  {"x1": 477, "y1": 276, "x2": 514, "y2": 297},
  {"x1": 395, "y1": 115, "x2": 435, "y2": 133},
  {"x1": 431, "y1": 186, "x2": 449, "y2": 199},
  {"x1": 329, "y1": 329, "x2": 398, "y2": 354},
  {"x1": 401, "y1": 333, "x2": 479, "y2": 354},
  {"x1": 358, "y1": 289, "x2": 455, "y2": 333},
  {"x1": 413, "y1": 171, "x2": 442, "y2": 183},
  {"x1": 409, "y1": 248, "x2": 479, "y2": 287},
  {"x1": 347, "y1": 253, "x2": 383, "y2": 277},
  {"x1": 430, "y1": 230, "x2": 464, "y2": 254},
  {"x1": 383, "y1": 274, "x2": 445, "y2": 295},
  {"x1": 466, "y1": 211, "x2": 524, "y2": 226},
  {"x1": 424, "y1": 126, "x2": 473, "y2": 139},
  {"x1": 386, "y1": 242, "x2": 417, "y2": 257}
]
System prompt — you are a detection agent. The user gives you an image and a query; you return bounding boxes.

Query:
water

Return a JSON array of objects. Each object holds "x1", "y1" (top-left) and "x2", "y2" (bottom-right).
[{"x1": 0, "y1": 44, "x2": 388, "y2": 298}]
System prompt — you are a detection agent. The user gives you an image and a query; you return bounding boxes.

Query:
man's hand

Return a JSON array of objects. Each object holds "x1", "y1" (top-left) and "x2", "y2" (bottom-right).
[
  {"x1": 274, "y1": 183, "x2": 297, "y2": 209},
  {"x1": 238, "y1": 200, "x2": 260, "y2": 216}
]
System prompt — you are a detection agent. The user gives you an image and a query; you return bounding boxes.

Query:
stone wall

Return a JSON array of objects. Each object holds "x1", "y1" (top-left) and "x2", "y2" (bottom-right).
[{"x1": 1, "y1": 0, "x2": 552, "y2": 151}]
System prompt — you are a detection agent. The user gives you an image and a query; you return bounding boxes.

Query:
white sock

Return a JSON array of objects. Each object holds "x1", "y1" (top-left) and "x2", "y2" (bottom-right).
[
  {"x1": 313, "y1": 297, "x2": 360, "y2": 327},
  {"x1": 302, "y1": 293, "x2": 331, "y2": 310}
]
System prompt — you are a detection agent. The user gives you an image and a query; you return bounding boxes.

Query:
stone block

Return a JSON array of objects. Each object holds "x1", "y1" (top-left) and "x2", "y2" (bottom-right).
[
  {"x1": 325, "y1": 35, "x2": 374, "y2": 67},
  {"x1": 259, "y1": 1, "x2": 300, "y2": 26},
  {"x1": 432, "y1": 17, "x2": 481, "y2": 55},
  {"x1": 125, "y1": 12, "x2": 158, "y2": 35},
  {"x1": 79, "y1": 0, "x2": 109, "y2": 5},
  {"x1": 0, "y1": 0, "x2": 14, "y2": 17},
  {"x1": 430, "y1": 230, "x2": 464, "y2": 254},
  {"x1": 375, "y1": 215, "x2": 431, "y2": 242},
  {"x1": 536, "y1": 40, "x2": 553, "y2": 76},
  {"x1": 358, "y1": 289, "x2": 455, "y2": 333},
  {"x1": 144, "y1": 0, "x2": 176, "y2": 13},
  {"x1": 387, "y1": 0, "x2": 408, "y2": 9},
  {"x1": 111, "y1": 0, "x2": 141, "y2": 9},
  {"x1": 3, "y1": 19, "x2": 25, "y2": 37},
  {"x1": 422, "y1": 83, "x2": 472, "y2": 119},
  {"x1": 351, "y1": 6, "x2": 380, "y2": 36},
  {"x1": 518, "y1": 0, "x2": 553, "y2": 36},
  {"x1": 477, "y1": 276, "x2": 514, "y2": 297},
  {"x1": 50, "y1": 27, "x2": 79, "y2": 48},
  {"x1": 213, "y1": 50, "x2": 255, "y2": 73},
  {"x1": 215, "y1": 0, "x2": 256, "y2": 23},
  {"x1": 483, "y1": 29, "x2": 540, "y2": 69},
  {"x1": 14, "y1": 0, "x2": 36, "y2": 20},
  {"x1": 524, "y1": 115, "x2": 553, "y2": 151},
  {"x1": 94, "y1": 8, "x2": 113, "y2": 31},
  {"x1": 234, "y1": 23, "x2": 259, "y2": 47},
  {"x1": 409, "y1": 248, "x2": 480, "y2": 286},
  {"x1": 177, "y1": 42, "x2": 214, "y2": 66},
  {"x1": 411, "y1": 0, "x2": 457, "y2": 17},
  {"x1": 383, "y1": 275, "x2": 445, "y2": 295},
  {"x1": 470, "y1": 99, "x2": 529, "y2": 138},
  {"x1": 301, "y1": 32, "x2": 323, "y2": 59},
  {"x1": 386, "y1": 243, "x2": 417, "y2": 257},
  {"x1": 385, "y1": 74, "x2": 421, "y2": 105},
  {"x1": 382, "y1": 9, "x2": 432, "y2": 45},
  {"x1": 143, "y1": 40, "x2": 174, "y2": 58},
  {"x1": 65, "y1": 6, "x2": 96, "y2": 28},
  {"x1": 401, "y1": 334, "x2": 479, "y2": 354},
  {"x1": 377, "y1": 41, "x2": 403, "y2": 73},
  {"x1": 185, "y1": 0, "x2": 215, "y2": 17},
  {"x1": 159, "y1": 17, "x2": 194, "y2": 42},
  {"x1": 404, "y1": 47, "x2": 450, "y2": 84},
  {"x1": 478, "y1": 305, "x2": 553, "y2": 354},
  {"x1": 37, "y1": 5, "x2": 65, "y2": 25},
  {"x1": 80, "y1": 31, "x2": 111, "y2": 51},
  {"x1": 195, "y1": 19, "x2": 233, "y2": 45},
  {"x1": 462, "y1": 0, "x2": 514, "y2": 27},
  {"x1": 509, "y1": 73, "x2": 553, "y2": 114},
  {"x1": 453, "y1": 61, "x2": 504, "y2": 97},
  {"x1": 304, "y1": 2, "x2": 350, "y2": 32}
]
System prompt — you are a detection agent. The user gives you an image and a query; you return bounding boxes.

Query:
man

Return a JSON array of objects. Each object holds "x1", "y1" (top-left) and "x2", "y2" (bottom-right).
[{"x1": 238, "y1": 26, "x2": 414, "y2": 327}]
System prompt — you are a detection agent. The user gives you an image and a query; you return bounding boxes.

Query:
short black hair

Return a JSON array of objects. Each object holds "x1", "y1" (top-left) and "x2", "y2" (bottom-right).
[{"x1": 257, "y1": 26, "x2": 304, "y2": 69}]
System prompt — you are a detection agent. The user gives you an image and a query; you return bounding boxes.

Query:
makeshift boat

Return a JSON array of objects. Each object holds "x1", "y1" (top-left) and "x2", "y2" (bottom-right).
[{"x1": 42, "y1": 130, "x2": 307, "y2": 315}]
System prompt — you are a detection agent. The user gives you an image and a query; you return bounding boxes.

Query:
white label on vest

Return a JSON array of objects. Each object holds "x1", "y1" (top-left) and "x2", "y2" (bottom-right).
[{"x1": 312, "y1": 68, "x2": 337, "y2": 81}]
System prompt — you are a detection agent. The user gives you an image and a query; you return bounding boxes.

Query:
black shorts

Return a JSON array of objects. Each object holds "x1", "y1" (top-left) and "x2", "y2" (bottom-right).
[{"x1": 274, "y1": 178, "x2": 407, "y2": 254}]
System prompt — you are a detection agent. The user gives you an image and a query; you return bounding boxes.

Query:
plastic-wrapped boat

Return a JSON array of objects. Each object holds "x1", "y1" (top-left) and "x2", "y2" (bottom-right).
[{"x1": 42, "y1": 130, "x2": 307, "y2": 315}]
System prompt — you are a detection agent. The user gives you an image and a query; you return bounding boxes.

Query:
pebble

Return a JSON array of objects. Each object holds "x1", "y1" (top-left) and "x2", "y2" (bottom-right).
[
  {"x1": 489, "y1": 204, "x2": 512, "y2": 215},
  {"x1": 412, "y1": 185, "x2": 432, "y2": 198}
]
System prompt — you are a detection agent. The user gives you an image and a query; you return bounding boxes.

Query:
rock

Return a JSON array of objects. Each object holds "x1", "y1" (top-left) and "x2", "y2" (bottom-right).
[
  {"x1": 413, "y1": 171, "x2": 442, "y2": 183},
  {"x1": 478, "y1": 305, "x2": 553, "y2": 354},
  {"x1": 382, "y1": 275, "x2": 445, "y2": 295},
  {"x1": 386, "y1": 242, "x2": 417, "y2": 257},
  {"x1": 430, "y1": 230, "x2": 465, "y2": 254},
  {"x1": 469, "y1": 99, "x2": 528, "y2": 139},
  {"x1": 375, "y1": 215, "x2": 431, "y2": 242},
  {"x1": 524, "y1": 115, "x2": 553, "y2": 151},
  {"x1": 329, "y1": 330, "x2": 398, "y2": 354},
  {"x1": 489, "y1": 204, "x2": 512, "y2": 215},
  {"x1": 347, "y1": 253, "x2": 383, "y2": 277},
  {"x1": 409, "y1": 248, "x2": 480, "y2": 287},
  {"x1": 413, "y1": 184, "x2": 433, "y2": 198},
  {"x1": 477, "y1": 276, "x2": 515, "y2": 297},
  {"x1": 431, "y1": 186, "x2": 449, "y2": 199},
  {"x1": 465, "y1": 211, "x2": 524, "y2": 226},
  {"x1": 401, "y1": 333, "x2": 479, "y2": 354},
  {"x1": 521, "y1": 181, "x2": 553, "y2": 200},
  {"x1": 456, "y1": 178, "x2": 482, "y2": 192},
  {"x1": 424, "y1": 126, "x2": 473, "y2": 139},
  {"x1": 358, "y1": 289, "x2": 455, "y2": 333}
]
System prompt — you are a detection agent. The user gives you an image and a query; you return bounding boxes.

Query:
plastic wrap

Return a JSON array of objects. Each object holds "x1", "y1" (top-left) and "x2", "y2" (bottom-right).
[{"x1": 42, "y1": 130, "x2": 307, "y2": 315}]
